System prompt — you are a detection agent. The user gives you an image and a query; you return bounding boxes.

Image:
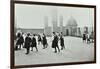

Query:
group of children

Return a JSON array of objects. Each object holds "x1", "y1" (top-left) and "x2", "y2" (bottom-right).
[
  {"x1": 15, "y1": 32, "x2": 65, "y2": 54},
  {"x1": 82, "y1": 33, "x2": 93, "y2": 44}
]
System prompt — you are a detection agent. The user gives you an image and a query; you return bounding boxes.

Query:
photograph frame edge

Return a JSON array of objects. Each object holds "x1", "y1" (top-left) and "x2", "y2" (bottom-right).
[{"x1": 10, "y1": 0, "x2": 96, "y2": 69}]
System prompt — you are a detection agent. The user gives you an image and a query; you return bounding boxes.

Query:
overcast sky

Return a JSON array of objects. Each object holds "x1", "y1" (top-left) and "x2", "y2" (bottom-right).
[{"x1": 15, "y1": 4, "x2": 94, "y2": 29}]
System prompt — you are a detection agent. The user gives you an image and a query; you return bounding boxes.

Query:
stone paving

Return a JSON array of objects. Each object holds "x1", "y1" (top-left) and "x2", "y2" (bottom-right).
[{"x1": 15, "y1": 36, "x2": 94, "y2": 66}]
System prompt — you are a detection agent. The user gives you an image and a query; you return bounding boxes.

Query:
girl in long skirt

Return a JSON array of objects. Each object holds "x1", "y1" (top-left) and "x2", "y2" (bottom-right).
[
  {"x1": 15, "y1": 32, "x2": 21, "y2": 50},
  {"x1": 38, "y1": 34, "x2": 42, "y2": 45},
  {"x1": 42, "y1": 33, "x2": 48, "y2": 49},
  {"x1": 83, "y1": 33, "x2": 86, "y2": 43},
  {"x1": 19, "y1": 33, "x2": 24, "y2": 49},
  {"x1": 52, "y1": 32, "x2": 60, "y2": 53},
  {"x1": 24, "y1": 33, "x2": 31, "y2": 54},
  {"x1": 60, "y1": 32, "x2": 65, "y2": 50},
  {"x1": 31, "y1": 34, "x2": 38, "y2": 51}
]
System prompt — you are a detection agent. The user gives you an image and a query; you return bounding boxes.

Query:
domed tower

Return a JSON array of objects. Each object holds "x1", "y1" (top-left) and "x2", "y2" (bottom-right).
[{"x1": 66, "y1": 16, "x2": 78, "y2": 36}]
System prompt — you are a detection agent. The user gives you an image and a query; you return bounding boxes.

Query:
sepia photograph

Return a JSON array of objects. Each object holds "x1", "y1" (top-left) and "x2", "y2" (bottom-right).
[{"x1": 11, "y1": 1, "x2": 96, "y2": 68}]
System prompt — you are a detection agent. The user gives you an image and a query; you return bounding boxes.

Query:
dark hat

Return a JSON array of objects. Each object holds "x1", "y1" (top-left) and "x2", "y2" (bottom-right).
[
  {"x1": 53, "y1": 32, "x2": 55, "y2": 35},
  {"x1": 27, "y1": 33, "x2": 30, "y2": 36},
  {"x1": 33, "y1": 34, "x2": 35, "y2": 36}
]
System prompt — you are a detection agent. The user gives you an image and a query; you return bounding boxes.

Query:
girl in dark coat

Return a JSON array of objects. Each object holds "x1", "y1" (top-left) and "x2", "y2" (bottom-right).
[
  {"x1": 38, "y1": 34, "x2": 42, "y2": 45},
  {"x1": 24, "y1": 33, "x2": 31, "y2": 54},
  {"x1": 42, "y1": 34, "x2": 48, "y2": 49},
  {"x1": 60, "y1": 35, "x2": 65, "y2": 50},
  {"x1": 15, "y1": 32, "x2": 21, "y2": 50},
  {"x1": 31, "y1": 34, "x2": 38, "y2": 51},
  {"x1": 19, "y1": 34, "x2": 24, "y2": 49},
  {"x1": 52, "y1": 32, "x2": 60, "y2": 53},
  {"x1": 83, "y1": 33, "x2": 86, "y2": 43}
]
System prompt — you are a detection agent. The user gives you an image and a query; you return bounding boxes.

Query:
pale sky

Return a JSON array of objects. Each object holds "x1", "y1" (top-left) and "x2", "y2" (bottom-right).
[{"x1": 15, "y1": 4, "x2": 94, "y2": 29}]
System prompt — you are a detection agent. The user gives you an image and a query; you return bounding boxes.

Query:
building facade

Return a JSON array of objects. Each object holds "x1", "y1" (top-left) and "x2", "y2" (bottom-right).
[{"x1": 44, "y1": 15, "x2": 78, "y2": 36}]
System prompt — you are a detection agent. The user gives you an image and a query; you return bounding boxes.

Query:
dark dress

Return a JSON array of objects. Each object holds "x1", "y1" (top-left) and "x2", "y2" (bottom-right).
[
  {"x1": 16, "y1": 38, "x2": 21, "y2": 45},
  {"x1": 60, "y1": 36, "x2": 64, "y2": 46},
  {"x1": 52, "y1": 35, "x2": 58, "y2": 48},
  {"x1": 42, "y1": 36, "x2": 47, "y2": 46},
  {"x1": 16, "y1": 33, "x2": 21, "y2": 45},
  {"x1": 31, "y1": 37, "x2": 37, "y2": 47},
  {"x1": 38, "y1": 35, "x2": 41, "y2": 42},
  {"x1": 24, "y1": 36, "x2": 31, "y2": 49},
  {"x1": 83, "y1": 34, "x2": 86, "y2": 40},
  {"x1": 20, "y1": 35, "x2": 24, "y2": 45}
]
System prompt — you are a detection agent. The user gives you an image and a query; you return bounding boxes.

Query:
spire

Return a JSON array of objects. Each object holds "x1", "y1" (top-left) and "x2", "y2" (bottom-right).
[
  {"x1": 44, "y1": 16, "x2": 48, "y2": 28},
  {"x1": 60, "y1": 15, "x2": 63, "y2": 33}
]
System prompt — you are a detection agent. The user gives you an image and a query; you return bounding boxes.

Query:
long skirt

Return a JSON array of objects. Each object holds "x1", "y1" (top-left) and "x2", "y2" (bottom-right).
[{"x1": 52, "y1": 41, "x2": 58, "y2": 48}]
